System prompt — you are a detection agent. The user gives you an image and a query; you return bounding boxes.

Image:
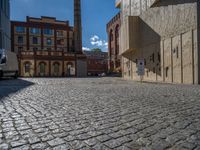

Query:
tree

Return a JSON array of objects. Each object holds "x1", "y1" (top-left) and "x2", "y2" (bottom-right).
[{"x1": 91, "y1": 48, "x2": 102, "y2": 52}]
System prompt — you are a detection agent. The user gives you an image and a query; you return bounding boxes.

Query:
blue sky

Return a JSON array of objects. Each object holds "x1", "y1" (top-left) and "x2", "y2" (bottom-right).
[{"x1": 11, "y1": 0, "x2": 119, "y2": 52}]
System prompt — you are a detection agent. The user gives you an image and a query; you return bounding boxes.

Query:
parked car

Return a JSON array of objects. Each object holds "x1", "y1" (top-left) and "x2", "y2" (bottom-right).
[{"x1": 0, "y1": 49, "x2": 19, "y2": 78}]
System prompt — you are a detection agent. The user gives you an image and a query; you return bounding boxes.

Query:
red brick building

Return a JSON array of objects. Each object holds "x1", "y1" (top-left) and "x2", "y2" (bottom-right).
[
  {"x1": 83, "y1": 51, "x2": 108, "y2": 76},
  {"x1": 106, "y1": 13, "x2": 121, "y2": 73},
  {"x1": 11, "y1": 16, "x2": 86, "y2": 77}
]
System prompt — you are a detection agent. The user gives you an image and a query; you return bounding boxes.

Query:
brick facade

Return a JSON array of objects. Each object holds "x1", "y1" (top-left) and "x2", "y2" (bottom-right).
[
  {"x1": 106, "y1": 13, "x2": 121, "y2": 73},
  {"x1": 11, "y1": 16, "x2": 86, "y2": 77},
  {"x1": 83, "y1": 51, "x2": 108, "y2": 76}
]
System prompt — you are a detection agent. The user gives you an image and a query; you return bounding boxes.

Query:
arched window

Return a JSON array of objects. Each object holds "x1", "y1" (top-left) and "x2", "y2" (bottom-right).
[
  {"x1": 39, "y1": 62, "x2": 46, "y2": 76},
  {"x1": 110, "y1": 29, "x2": 113, "y2": 42},
  {"x1": 115, "y1": 25, "x2": 120, "y2": 55},
  {"x1": 115, "y1": 25, "x2": 119, "y2": 39},
  {"x1": 53, "y1": 63, "x2": 60, "y2": 76},
  {"x1": 109, "y1": 29, "x2": 113, "y2": 57},
  {"x1": 67, "y1": 62, "x2": 73, "y2": 76},
  {"x1": 24, "y1": 62, "x2": 31, "y2": 73}
]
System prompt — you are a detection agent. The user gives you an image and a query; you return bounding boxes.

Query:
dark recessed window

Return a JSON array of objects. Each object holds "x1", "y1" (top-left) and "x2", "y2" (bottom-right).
[
  {"x1": 153, "y1": 67, "x2": 156, "y2": 73},
  {"x1": 152, "y1": 53, "x2": 155, "y2": 63},
  {"x1": 25, "y1": 63, "x2": 31, "y2": 73},
  {"x1": 18, "y1": 36, "x2": 24, "y2": 43},
  {"x1": 176, "y1": 46, "x2": 179, "y2": 58},
  {"x1": 33, "y1": 47, "x2": 38, "y2": 51},
  {"x1": 32, "y1": 37, "x2": 38, "y2": 44},
  {"x1": 57, "y1": 39, "x2": 64, "y2": 45},
  {"x1": 18, "y1": 47, "x2": 23, "y2": 51},
  {"x1": 166, "y1": 67, "x2": 169, "y2": 78},
  {"x1": 158, "y1": 52, "x2": 161, "y2": 62}
]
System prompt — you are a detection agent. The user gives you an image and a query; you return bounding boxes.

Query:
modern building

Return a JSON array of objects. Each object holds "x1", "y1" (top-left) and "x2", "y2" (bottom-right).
[
  {"x1": 11, "y1": 0, "x2": 87, "y2": 77},
  {"x1": 106, "y1": 13, "x2": 121, "y2": 73},
  {"x1": 116, "y1": 0, "x2": 200, "y2": 84},
  {"x1": 0, "y1": 0, "x2": 11, "y2": 51},
  {"x1": 83, "y1": 50, "x2": 108, "y2": 76}
]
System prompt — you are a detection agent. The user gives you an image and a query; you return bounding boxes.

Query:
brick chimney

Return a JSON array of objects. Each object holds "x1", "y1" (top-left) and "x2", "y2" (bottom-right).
[{"x1": 74, "y1": 0, "x2": 82, "y2": 53}]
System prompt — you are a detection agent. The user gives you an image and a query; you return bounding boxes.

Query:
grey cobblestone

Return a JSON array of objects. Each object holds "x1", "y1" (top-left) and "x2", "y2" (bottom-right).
[{"x1": 0, "y1": 77, "x2": 200, "y2": 149}]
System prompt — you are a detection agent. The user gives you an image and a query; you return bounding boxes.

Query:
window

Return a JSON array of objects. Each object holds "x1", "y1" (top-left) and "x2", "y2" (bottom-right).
[
  {"x1": 32, "y1": 37, "x2": 38, "y2": 44},
  {"x1": 153, "y1": 67, "x2": 156, "y2": 73},
  {"x1": 176, "y1": 46, "x2": 179, "y2": 58},
  {"x1": 30, "y1": 28, "x2": 40, "y2": 34},
  {"x1": 152, "y1": 53, "x2": 155, "y2": 62},
  {"x1": 18, "y1": 47, "x2": 23, "y2": 51},
  {"x1": 150, "y1": 53, "x2": 155, "y2": 63},
  {"x1": 39, "y1": 63, "x2": 46, "y2": 75},
  {"x1": 24, "y1": 63, "x2": 31, "y2": 73},
  {"x1": 57, "y1": 31, "x2": 63, "y2": 36},
  {"x1": 57, "y1": 39, "x2": 64, "y2": 45},
  {"x1": 110, "y1": 30, "x2": 113, "y2": 42},
  {"x1": 166, "y1": 67, "x2": 169, "y2": 78},
  {"x1": 54, "y1": 63, "x2": 59, "y2": 75},
  {"x1": 44, "y1": 29, "x2": 53, "y2": 35},
  {"x1": 158, "y1": 52, "x2": 161, "y2": 62},
  {"x1": 16, "y1": 26, "x2": 25, "y2": 33},
  {"x1": 47, "y1": 38, "x2": 52, "y2": 45},
  {"x1": 33, "y1": 47, "x2": 38, "y2": 51},
  {"x1": 18, "y1": 36, "x2": 24, "y2": 43}
]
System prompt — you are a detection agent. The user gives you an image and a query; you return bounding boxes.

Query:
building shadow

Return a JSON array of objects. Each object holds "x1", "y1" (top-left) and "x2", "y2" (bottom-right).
[
  {"x1": 0, "y1": 78, "x2": 34, "y2": 99},
  {"x1": 152, "y1": 0, "x2": 196, "y2": 7},
  {"x1": 139, "y1": 18, "x2": 161, "y2": 76},
  {"x1": 122, "y1": 17, "x2": 162, "y2": 78}
]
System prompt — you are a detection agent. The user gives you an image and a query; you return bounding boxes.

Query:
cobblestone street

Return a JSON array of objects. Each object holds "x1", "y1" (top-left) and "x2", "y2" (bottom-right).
[{"x1": 0, "y1": 78, "x2": 200, "y2": 150}]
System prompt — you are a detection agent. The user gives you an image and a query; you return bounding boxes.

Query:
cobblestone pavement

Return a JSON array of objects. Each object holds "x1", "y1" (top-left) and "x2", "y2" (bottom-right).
[{"x1": 0, "y1": 78, "x2": 200, "y2": 150}]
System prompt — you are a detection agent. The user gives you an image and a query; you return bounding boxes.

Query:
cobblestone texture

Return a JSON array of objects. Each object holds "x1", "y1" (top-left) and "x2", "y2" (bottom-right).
[{"x1": 0, "y1": 77, "x2": 200, "y2": 149}]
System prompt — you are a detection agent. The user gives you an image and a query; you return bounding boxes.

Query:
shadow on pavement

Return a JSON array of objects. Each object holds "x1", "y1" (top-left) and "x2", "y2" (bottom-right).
[{"x1": 0, "y1": 78, "x2": 34, "y2": 99}]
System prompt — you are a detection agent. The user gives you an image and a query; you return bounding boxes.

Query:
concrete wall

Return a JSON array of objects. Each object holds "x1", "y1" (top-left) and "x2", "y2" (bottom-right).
[
  {"x1": 76, "y1": 59, "x2": 87, "y2": 77},
  {"x1": 120, "y1": 0, "x2": 199, "y2": 84}
]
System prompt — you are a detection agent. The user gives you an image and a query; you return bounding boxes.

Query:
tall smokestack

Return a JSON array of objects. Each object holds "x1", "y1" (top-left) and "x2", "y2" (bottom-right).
[{"x1": 74, "y1": 0, "x2": 82, "y2": 53}]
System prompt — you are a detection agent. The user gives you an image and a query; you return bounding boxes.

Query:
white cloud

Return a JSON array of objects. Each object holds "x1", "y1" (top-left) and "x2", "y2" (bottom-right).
[
  {"x1": 82, "y1": 47, "x2": 90, "y2": 51},
  {"x1": 90, "y1": 35, "x2": 108, "y2": 49},
  {"x1": 90, "y1": 35, "x2": 99, "y2": 41}
]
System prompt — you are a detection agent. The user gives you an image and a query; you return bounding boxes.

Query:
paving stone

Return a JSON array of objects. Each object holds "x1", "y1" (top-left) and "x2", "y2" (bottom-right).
[
  {"x1": 96, "y1": 134, "x2": 111, "y2": 142},
  {"x1": 31, "y1": 143, "x2": 48, "y2": 149},
  {"x1": 0, "y1": 78, "x2": 200, "y2": 148},
  {"x1": 41, "y1": 134, "x2": 54, "y2": 142},
  {"x1": 28, "y1": 136, "x2": 40, "y2": 144},
  {"x1": 70, "y1": 140, "x2": 87, "y2": 149},
  {"x1": 0, "y1": 143, "x2": 9, "y2": 150},
  {"x1": 11, "y1": 145, "x2": 30, "y2": 150},
  {"x1": 84, "y1": 138, "x2": 99, "y2": 146},
  {"x1": 52, "y1": 144, "x2": 71, "y2": 150},
  {"x1": 103, "y1": 139, "x2": 122, "y2": 148},
  {"x1": 10, "y1": 139, "x2": 27, "y2": 148},
  {"x1": 47, "y1": 138, "x2": 65, "y2": 146}
]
